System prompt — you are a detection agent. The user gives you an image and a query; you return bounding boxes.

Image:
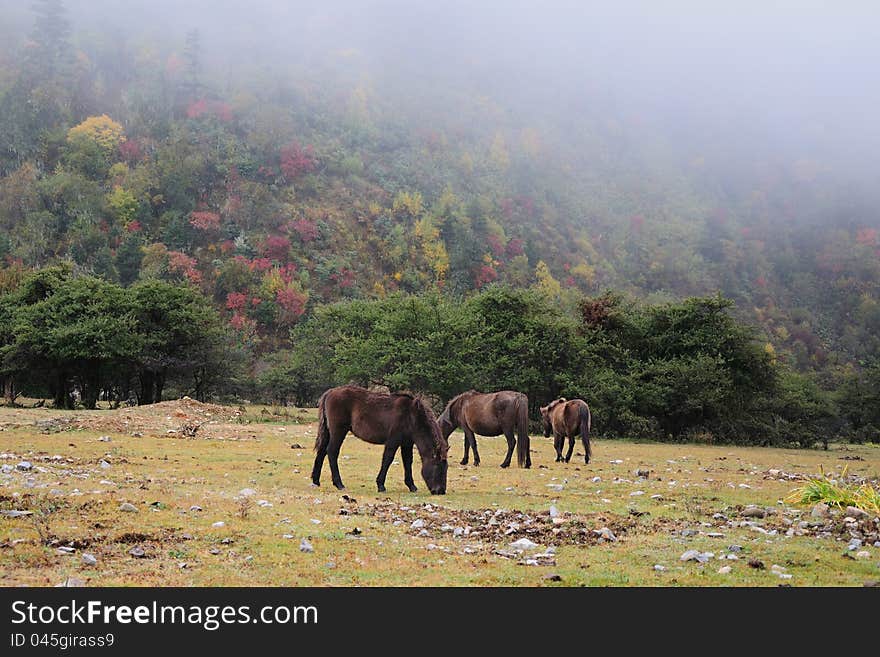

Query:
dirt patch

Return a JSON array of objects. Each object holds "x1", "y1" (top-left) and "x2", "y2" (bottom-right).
[{"x1": 360, "y1": 499, "x2": 663, "y2": 547}]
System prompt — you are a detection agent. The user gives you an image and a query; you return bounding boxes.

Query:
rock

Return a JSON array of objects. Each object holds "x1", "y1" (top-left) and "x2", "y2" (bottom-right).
[
  {"x1": 855, "y1": 551, "x2": 871, "y2": 560},
  {"x1": 0, "y1": 464, "x2": 13, "y2": 474},
  {"x1": 82, "y1": 553, "x2": 97, "y2": 566},
  {"x1": 189, "y1": 505, "x2": 203, "y2": 512},
  {"x1": 718, "y1": 566, "x2": 732, "y2": 574},
  {"x1": 411, "y1": 519, "x2": 425, "y2": 529},
  {"x1": 0, "y1": 509, "x2": 33, "y2": 517},
  {"x1": 728, "y1": 544, "x2": 743, "y2": 552},
  {"x1": 593, "y1": 527, "x2": 617, "y2": 542},
  {"x1": 543, "y1": 574, "x2": 563, "y2": 582},
  {"x1": 742, "y1": 506, "x2": 766, "y2": 518},
  {"x1": 629, "y1": 490, "x2": 645, "y2": 497},
  {"x1": 98, "y1": 436, "x2": 111, "y2": 442},
  {"x1": 99, "y1": 460, "x2": 111, "y2": 469},
  {"x1": 549, "y1": 505, "x2": 560, "y2": 518},
  {"x1": 56, "y1": 546, "x2": 76, "y2": 555},
  {"x1": 653, "y1": 564, "x2": 666, "y2": 571},
  {"x1": 634, "y1": 468, "x2": 650, "y2": 478},
  {"x1": 129, "y1": 546, "x2": 146, "y2": 558},
  {"x1": 282, "y1": 534, "x2": 294, "y2": 539},
  {"x1": 212, "y1": 521, "x2": 225, "y2": 528},
  {"x1": 680, "y1": 550, "x2": 713, "y2": 563},
  {"x1": 706, "y1": 532, "x2": 724, "y2": 538},
  {"x1": 747, "y1": 559, "x2": 765, "y2": 569},
  {"x1": 650, "y1": 494, "x2": 664, "y2": 500},
  {"x1": 16, "y1": 461, "x2": 32, "y2": 471},
  {"x1": 546, "y1": 484, "x2": 564, "y2": 492},
  {"x1": 591, "y1": 476, "x2": 601, "y2": 483},
  {"x1": 119, "y1": 502, "x2": 138, "y2": 513},
  {"x1": 239, "y1": 488, "x2": 257, "y2": 497},
  {"x1": 846, "y1": 506, "x2": 869, "y2": 520},
  {"x1": 299, "y1": 538, "x2": 314, "y2": 553},
  {"x1": 510, "y1": 538, "x2": 540, "y2": 551},
  {"x1": 56, "y1": 577, "x2": 87, "y2": 587},
  {"x1": 811, "y1": 503, "x2": 830, "y2": 518},
  {"x1": 848, "y1": 538, "x2": 863, "y2": 551},
  {"x1": 257, "y1": 500, "x2": 272, "y2": 507}
]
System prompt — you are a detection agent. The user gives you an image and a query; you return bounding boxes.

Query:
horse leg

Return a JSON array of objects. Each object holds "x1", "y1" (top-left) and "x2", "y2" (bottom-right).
[
  {"x1": 565, "y1": 435, "x2": 576, "y2": 463},
  {"x1": 401, "y1": 438, "x2": 417, "y2": 492},
  {"x1": 554, "y1": 432, "x2": 564, "y2": 462},
  {"x1": 500, "y1": 429, "x2": 515, "y2": 468},
  {"x1": 466, "y1": 428, "x2": 480, "y2": 466},
  {"x1": 327, "y1": 427, "x2": 347, "y2": 490},
  {"x1": 375, "y1": 438, "x2": 400, "y2": 493},
  {"x1": 460, "y1": 430, "x2": 470, "y2": 465},
  {"x1": 311, "y1": 441, "x2": 327, "y2": 486}
]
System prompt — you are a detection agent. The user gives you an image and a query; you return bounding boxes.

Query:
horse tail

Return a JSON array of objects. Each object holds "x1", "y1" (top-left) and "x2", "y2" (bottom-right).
[
  {"x1": 579, "y1": 402, "x2": 592, "y2": 464},
  {"x1": 515, "y1": 394, "x2": 530, "y2": 468},
  {"x1": 314, "y1": 390, "x2": 330, "y2": 453}
]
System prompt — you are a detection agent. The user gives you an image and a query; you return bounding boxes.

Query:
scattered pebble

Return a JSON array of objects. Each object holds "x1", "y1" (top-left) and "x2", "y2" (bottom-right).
[
  {"x1": 119, "y1": 502, "x2": 138, "y2": 513},
  {"x1": 299, "y1": 538, "x2": 314, "y2": 553}
]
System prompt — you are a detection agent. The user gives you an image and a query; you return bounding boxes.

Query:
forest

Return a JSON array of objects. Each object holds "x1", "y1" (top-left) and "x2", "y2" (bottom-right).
[{"x1": 0, "y1": 1, "x2": 878, "y2": 445}]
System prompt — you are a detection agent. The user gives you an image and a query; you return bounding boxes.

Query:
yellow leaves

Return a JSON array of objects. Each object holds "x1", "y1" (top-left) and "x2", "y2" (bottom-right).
[
  {"x1": 67, "y1": 114, "x2": 125, "y2": 153},
  {"x1": 392, "y1": 190, "x2": 423, "y2": 218},
  {"x1": 259, "y1": 268, "x2": 285, "y2": 297},
  {"x1": 106, "y1": 185, "x2": 138, "y2": 226},
  {"x1": 774, "y1": 325, "x2": 790, "y2": 342},
  {"x1": 367, "y1": 201, "x2": 382, "y2": 218},
  {"x1": 392, "y1": 271, "x2": 403, "y2": 282},
  {"x1": 415, "y1": 216, "x2": 449, "y2": 280},
  {"x1": 533, "y1": 260, "x2": 561, "y2": 300},
  {"x1": 459, "y1": 151, "x2": 474, "y2": 174},
  {"x1": 519, "y1": 127, "x2": 542, "y2": 158},
  {"x1": 764, "y1": 342, "x2": 777, "y2": 365},
  {"x1": 372, "y1": 282, "x2": 386, "y2": 298},
  {"x1": 489, "y1": 132, "x2": 510, "y2": 170},
  {"x1": 570, "y1": 262, "x2": 595, "y2": 286}
]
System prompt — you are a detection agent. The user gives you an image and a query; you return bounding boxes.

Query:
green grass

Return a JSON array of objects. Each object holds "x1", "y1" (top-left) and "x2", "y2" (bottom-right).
[
  {"x1": 786, "y1": 466, "x2": 880, "y2": 514},
  {"x1": 1, "y1": 403, "x2": 878, "y2": 587}
]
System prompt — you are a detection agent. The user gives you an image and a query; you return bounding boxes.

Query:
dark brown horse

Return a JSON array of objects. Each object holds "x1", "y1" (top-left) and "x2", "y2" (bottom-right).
[
  {"x1": 539, "y1": 397, "x2": 592, "y2": 464},
  {"x1": 311, "y1": 385, "x2": 449, "y2": 494},
  {"x1": 437, "y1": 390, "x2": 530, "y2": 468}
]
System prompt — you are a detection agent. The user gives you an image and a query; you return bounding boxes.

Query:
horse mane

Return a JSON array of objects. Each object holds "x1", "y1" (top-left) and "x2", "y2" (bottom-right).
[{"x1": 409, "y1": 395, "x2": 449, "y2": 457}]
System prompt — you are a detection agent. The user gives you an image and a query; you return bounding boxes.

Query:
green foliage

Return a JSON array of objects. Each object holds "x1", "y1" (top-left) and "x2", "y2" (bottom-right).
[{"x1": 0, "y1": 268, "x2": 231, "y2": 408}]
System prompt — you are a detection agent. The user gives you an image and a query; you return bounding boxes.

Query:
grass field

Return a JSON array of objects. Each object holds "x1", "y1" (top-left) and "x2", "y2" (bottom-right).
[{"x1": 1, "y1": 400, "x2": 878, "y2": 587}]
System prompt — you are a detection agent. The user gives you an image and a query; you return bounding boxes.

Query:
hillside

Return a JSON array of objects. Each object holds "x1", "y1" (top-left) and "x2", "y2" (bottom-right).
[{"x1": 0, "y1": 1, "x2": 878, "y2": 380}]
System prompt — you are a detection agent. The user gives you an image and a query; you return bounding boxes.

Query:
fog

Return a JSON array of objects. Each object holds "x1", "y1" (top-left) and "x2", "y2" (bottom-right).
[{"x1": 3, "y1": 0, "x2": 880, "y2": 200}]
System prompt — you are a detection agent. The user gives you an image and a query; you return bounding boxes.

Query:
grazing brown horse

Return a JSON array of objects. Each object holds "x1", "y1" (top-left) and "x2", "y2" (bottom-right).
[
  {"x1": 540, "y1": 397, "x2": 592, "y2": 464},
  {"x1": 437, "y1": 390, "x2": 531, "y2": 468},
  {"x1": 311, "y1": 385, "x2": 449, "y2": 494}
]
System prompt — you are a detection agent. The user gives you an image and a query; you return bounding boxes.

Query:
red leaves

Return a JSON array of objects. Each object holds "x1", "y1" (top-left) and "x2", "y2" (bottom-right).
[
  {"x1": 186, "y1": 99, "x2": 234, "y2": 122},
  {"x1": 487, "y1": 234, "x2": 506, "y2": 258},
  {"x1": 290, "y1": 218, "x2": 319, "y2": 243},
  {"x1": 506, "y1": 238, "x2": 525, "y2": 257},
  {"x1": 280, "y1": 141, "x2": 317, "y2": 180},
  {"x1": 263, "y1": 235, "x2": 291, "y2": 261},
  {"x1": 190, "y1": 211, "x2": 221, "y2": 231},
  {"x1": 167, "y1": 251, "x2": 201, "y2": 284},
  {"x1": 856, "y1": 228, "x2": 878, "y2": 247},
  {"x1": 226, "y1": 292, "x2": 248, "y2": 311},
  {"x1": 118, "y1": 138, "x2": 142, "y2": 162},
  {"x1": 474, "y1": 264, "x2": 497, "y2": 288}
]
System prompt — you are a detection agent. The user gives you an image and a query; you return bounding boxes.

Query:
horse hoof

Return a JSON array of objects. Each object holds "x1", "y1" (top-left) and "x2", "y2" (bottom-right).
[
  {"x1": 377, "y1": 485, "x2": 386, "y2": 493},
  {"x1": 474, "y1": 461, "x2": 480, "y2": 467},
  {"x1": 408, "y1": 485, "x2": 418, "y2": 493},
  {"x1": 333, "y1": 483, "x2": 345, "y2": 490},
  {"x1": 460, "y1": 459, "x2": 468, "y2": 466},
  {"x1": 310, "y1": 481, "x2": 320, "y2": 487},
  {"x1": 500, "y1": 463, "x2": 510, "y2": 469}
]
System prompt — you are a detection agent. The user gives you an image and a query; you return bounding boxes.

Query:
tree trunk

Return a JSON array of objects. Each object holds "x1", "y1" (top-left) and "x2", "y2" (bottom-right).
[
  {"x1": 155, "y1": 371, "x2": 165, "y2": 403},
  {"x1": 138, "y1": 370, "x2": 155, "y2": 405}
]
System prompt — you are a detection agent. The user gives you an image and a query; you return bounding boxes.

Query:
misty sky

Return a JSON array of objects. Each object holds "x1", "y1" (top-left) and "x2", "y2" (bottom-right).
[{"x1": 2, "y1": 0, "x2": 879, "y2": 180}]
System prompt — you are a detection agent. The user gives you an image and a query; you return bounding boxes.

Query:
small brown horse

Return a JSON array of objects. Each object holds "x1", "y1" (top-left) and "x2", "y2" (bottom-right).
[
  {"x1": 540, "y1": 397, "x2": 592, "y2": 464},
  {"x1": 437, "y1": 390, "x2": 530, "y2": 468},
  {"x1": 311, "y1": 385, "x2": 449, "y2": 494}
]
